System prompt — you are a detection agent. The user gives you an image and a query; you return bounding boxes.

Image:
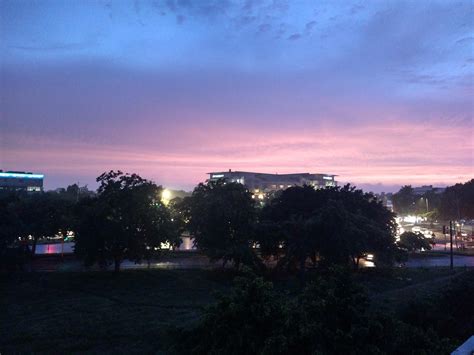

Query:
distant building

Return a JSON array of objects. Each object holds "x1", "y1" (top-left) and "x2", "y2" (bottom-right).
[
  {"x1": 207, "y1": 170, "x2": 337, "y2": 195},
  {"x1": 413, "y1": 185, "x2": 445, "y2": 196},
  {"x1": 0, "y1": 170, "x2": 44, "y2": 192},
  {"x1": 375, "y1": 192, "x2": 394, "y2": 211}
]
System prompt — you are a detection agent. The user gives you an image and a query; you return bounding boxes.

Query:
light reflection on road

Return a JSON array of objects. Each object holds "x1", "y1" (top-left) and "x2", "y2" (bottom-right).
[{"x1": 35, "y1": 242, "x2": 474, "y2": 270}]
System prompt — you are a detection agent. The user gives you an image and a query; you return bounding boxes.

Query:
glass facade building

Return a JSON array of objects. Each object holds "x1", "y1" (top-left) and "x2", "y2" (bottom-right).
[{"x1": 0, "y1": 171, "x2": 44, "y2": 192}]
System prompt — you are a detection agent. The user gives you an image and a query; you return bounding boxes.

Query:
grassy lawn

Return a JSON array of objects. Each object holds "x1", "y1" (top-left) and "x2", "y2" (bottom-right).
[
  {"x1": 0, "y1": 270, "x2": 234, "y2": 353},
  {"x1": 1, "y1": 267, "x2": 471, "y2": 353}
]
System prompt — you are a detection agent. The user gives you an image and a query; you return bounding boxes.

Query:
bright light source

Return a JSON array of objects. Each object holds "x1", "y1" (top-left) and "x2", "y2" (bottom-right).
[
  {"x1": 364, "y1": 261, "x2": 375, "y2": 268},
  {"x1": 403, "y1": 215, "x2": 426, "y2": 223},
  {"x1": 160, "y1": 242, "x2": 172, "y2": 250},
  {"x1": 161, "y1": 189, "x2": 172, "y2": 205},
  {"x1": 258, "y1": 194, "x2": 264, "y2": 200},
  {"x1": 162, "y1": 189, "x2": 172, "y2": 200}
]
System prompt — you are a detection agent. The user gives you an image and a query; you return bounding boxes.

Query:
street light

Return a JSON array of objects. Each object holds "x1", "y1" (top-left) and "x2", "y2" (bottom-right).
[
  {"x1": 423, "y1": 197, "x2": 429, "y2": 213},
  {"x1": 419, "y1": 197, "x2": 429, "y2": 213},
  {"x1": 161, "y1": 189, "x2": 172, "y2": 205}
]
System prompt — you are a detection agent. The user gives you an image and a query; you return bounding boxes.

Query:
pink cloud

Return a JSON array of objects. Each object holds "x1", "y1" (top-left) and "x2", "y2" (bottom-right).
[{"x1": 2, "y1": 117, "x2": 472, "y2": 191}]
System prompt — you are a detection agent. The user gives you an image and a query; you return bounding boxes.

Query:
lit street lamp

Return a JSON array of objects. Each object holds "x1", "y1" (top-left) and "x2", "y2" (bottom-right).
[
  {"x1": 161, "y1": 189, "x2": 172, "y2": 205},
  {"x1": 419, "y1": 197, "x2": 429, "y2": 213}
]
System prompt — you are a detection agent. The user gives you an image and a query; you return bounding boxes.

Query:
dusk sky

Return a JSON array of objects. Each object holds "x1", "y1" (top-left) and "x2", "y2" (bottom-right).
[{"x1": 1, "y1": 0, "x2": 473, "y2": 192}]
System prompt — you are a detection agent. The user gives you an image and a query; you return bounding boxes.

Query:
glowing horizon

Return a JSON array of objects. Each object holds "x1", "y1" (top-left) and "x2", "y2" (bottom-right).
[{"x1": 1, "y1": 1, "x2": 472, "y2": 193}]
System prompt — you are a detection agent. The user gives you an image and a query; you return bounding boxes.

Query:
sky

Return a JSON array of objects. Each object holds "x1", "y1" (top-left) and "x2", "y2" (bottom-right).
[{"x1": 1, "y1": 0, "x2": 473, "y2": 193}]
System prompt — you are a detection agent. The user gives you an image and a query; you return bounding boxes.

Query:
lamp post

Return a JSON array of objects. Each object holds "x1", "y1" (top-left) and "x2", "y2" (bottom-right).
[{"x1": 419, "y1": 197, "x2": 429, "y2": 214}]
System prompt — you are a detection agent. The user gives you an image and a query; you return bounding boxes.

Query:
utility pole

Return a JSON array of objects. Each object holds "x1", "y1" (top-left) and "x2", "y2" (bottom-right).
[
  {"x1": 443, "y1": 225, "x2": 447, "y2": 251},
  {"x1": 449, "y1": 220, "x2": 454, "y2": 270}
]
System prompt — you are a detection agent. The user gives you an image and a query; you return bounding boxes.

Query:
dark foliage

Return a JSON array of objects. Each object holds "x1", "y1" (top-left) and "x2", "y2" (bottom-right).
[
  {"x1": 170, "y1": 268, "x2": 454, "y2": 355},
  {"x1": 392, "y1": 185, "x2": 416, "y2": 215},
  {"x1": 0, "y1": 190, "x2": 76, "y2": 254},
  {"x1": 183, "y1": 180, "x2": 260, "y2": 269},
  {"x1": 74, "y1": 171, "x2": 181, "y2": 272},
  {"x1": 392, "y1": 179, "x2": 474, "y2": 220},
  {"x1": 258, "y1": 185, "x2": 398, "y2": 270},
  {"x1": 398, "y1": 231, "x2": 433, "y2": 252},
  {"x1": 439, "y1": 179, "x2": 474, "y2": 220},
  {"x1": 400, "y1": 271, "x2": 474, "y2": 344}
]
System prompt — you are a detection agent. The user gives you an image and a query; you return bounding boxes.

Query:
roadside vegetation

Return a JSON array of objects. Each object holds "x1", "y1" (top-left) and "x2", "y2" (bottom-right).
[{"x1": 392, "y1": 180, "x2": 474, "y2": 221}]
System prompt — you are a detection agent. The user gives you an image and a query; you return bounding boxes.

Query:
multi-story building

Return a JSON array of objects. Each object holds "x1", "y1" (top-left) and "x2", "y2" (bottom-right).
[
  {"x1": 207, "y1": 170, "x2": 337, "y2": 195},
  {"x1": 413, "y1": 185, "x2": 445, "y2": 196},
  {"x1": 0, "y1": 170, "x2": 44, "y2": 192}
]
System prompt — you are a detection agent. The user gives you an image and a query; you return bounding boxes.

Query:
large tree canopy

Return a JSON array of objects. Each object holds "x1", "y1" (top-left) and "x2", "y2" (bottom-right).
[
  {"x1": 74, "y1": 171, "x2": 180, "y2": 272},
  {"x1": 259, "y1": 185, "x2": 398, "y2": 269},
  {"x1": 184, "y1": 180, "x2": 259, "y2": 269},
  {"x1": 439, "y1": 179, "x2": 474, "y2": 220},
  {"x1": 392, "y1": 185, "x2": 416, "y2": 215},
  {"x1": 398, "y1": 231, "x2": 433, "y2": 252}
]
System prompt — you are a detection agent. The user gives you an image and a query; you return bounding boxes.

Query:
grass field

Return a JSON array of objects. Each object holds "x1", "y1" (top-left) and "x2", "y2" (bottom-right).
[{"x1": 1, "y1": 267, "x2": 470, "y2": 353}]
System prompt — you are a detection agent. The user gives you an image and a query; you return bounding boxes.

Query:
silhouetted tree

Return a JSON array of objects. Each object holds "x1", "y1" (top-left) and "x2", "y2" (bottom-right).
[
  {"x1": 74, "y1": 171, "x2": 180, "y2": 272},
  {"x1": 184, "y1": 180, "x2": 259, "y2": 269},
  {"x1": 392, "y1": 185, "x2": 416, "y2": 215},
  {"x1": 13, "y1": 192, "x2": 68, "y2": 255},
  {"x1": 439, "y1": 179, "x2": 474, "y2": 220},
  {"x1": 0, "y1": 193, "x2": 31, "y2": 270},
  {"x1": 0, "y1": 193, "x2": 21, "y2": 252},
  {"x1": 0, "y1": 189, "x2": 78, "y2": 270},
  {"x1": 397, "y1": 231, "x2": 432, "y2": 252},
  {"x1": 259, "y1": 185, "x2": 398, "y2": 270},
  {"x1": 170, "y1": 269, "x2": 288, "y2": 355}
]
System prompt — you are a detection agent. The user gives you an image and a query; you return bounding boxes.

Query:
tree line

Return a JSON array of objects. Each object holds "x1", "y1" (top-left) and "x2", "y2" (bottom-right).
[
  {"x1": 392, "y1": 179, "x2": 474, "y2": 219},
  {"x1": 1, "y1": 170, "x2": 441, "y2": 272}
]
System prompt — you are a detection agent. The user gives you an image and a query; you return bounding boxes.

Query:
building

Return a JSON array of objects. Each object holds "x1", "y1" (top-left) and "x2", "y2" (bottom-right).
[
  {"x1": 0, "y1": 170, "x2": 44, "y2": 192},
  {"x1": 207, "y1": 170, "x2": 337, "y2": 194},
  {"x1": 413, "y1": 185, "x2": 445, "y2": 196},
  {"x1": 375, "y1": 192, "x2": 394, "y2": 211}
]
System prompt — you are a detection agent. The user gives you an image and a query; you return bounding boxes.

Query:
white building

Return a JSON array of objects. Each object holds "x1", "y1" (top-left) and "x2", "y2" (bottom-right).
[{"x1": 207, "y1": 170, "x2": 337, "y2": 193}]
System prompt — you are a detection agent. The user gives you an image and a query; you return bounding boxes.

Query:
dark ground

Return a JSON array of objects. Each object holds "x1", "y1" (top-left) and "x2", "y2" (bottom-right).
[{"x1": 1, "y1": 266, "x2": 471, "y2": 353}]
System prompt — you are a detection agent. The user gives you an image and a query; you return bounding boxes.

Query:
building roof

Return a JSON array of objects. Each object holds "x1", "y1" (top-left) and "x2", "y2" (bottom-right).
[
  {"x1": 0, "y1": 171, "x2": 44, "y2": 179},
  {"x1": 208, "y1": 170, "x2": 337, "y2": 177}
]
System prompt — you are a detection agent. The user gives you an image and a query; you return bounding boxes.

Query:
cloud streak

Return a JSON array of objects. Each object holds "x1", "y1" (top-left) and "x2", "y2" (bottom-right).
[{"x1": 1, "y1": 0, "x2": 472, "y2": 192}]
